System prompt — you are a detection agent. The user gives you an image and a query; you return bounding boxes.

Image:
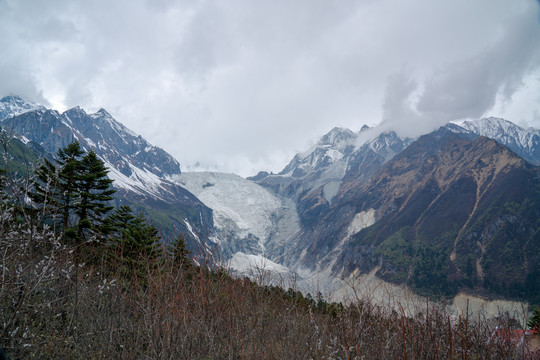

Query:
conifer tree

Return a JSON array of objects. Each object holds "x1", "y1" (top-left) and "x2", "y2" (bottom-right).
[
  {"x1": 119, "y1": 213, "x2": 162, "y2": 261},
  {"x1": 168, "y1": 234, "x2": 191, "y2": 271},
  {"x1": 103, "y1": 205, "x2": 135, "y2": 237},
  {"x1": 106, "y1": 206, "x2": 162, "y2": 278},
  {"x1": 76, "y1": 150, "x2": 116, "y2": 238},
  {"x1": 31, "y1": 157, "x2": 63, "y2": 227},
  {"x1": 528, "y1": 306, "x2": 540, "y2": 331},
  {"x1": 55, "y1": 141, "x2": 84, "y2": 234},
  {"x1": 31, "y1": 141, "x2": 116, "y2": 241}
]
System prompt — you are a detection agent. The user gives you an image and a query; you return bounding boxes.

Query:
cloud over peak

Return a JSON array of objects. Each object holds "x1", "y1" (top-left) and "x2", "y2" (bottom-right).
[{"x1": 1, "y1": 0, "x2": 539, "y2": 175}]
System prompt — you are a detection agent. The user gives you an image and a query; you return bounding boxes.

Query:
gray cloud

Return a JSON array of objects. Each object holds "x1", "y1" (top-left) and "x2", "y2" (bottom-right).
[
  {"x1": 1, "y1": 0, "x2": 540, "y2": 175},
  {"x1": 381, "y1": 0, "x2": 540, "y2": 138}
]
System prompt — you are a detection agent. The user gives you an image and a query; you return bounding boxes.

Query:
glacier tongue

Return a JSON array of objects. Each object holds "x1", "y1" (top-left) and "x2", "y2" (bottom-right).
[{"x1": 171, "y1": 172, "x2": 284, "y2": 253}]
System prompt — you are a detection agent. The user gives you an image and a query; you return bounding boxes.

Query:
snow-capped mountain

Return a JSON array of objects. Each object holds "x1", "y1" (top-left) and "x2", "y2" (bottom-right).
[
  {"x1": 0, "y1": 95, "x2": 45, "y2": 121},
  {"x1": 0, "y1": 96, "x2": 212, "y2": 248},
  {"x1": 256, "y1": 122, "x2": 540, "y2": 302},
  {"x1": 0, "y1": 98, "x2": 185, "y2": 203},
  {"x1": 248, "y1": 119, "x2": 540, "y2": 303},
  {"x1": 252, "y1": 126, "x2": 412, "y2": 205},
  {"x1": 0, "y1": 103, "x2": 181, "y2": 177},
  {"x1": 454, "y1": 117, "x2": 540, "y2": 165},
  {"x1": 279, "y1": 127, "x2": 357, "y2": 178},
  {"x1": 242, "y1": 126, "x2": 414, "y2": 295},
  {"x1": 2, "y1": 94, "x2": 538, "y2": 305}
]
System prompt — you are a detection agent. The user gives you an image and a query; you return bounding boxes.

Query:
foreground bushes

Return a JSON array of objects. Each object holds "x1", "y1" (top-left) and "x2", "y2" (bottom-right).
[{"x1": 1, "y1": 219, "x2": 537, "y2": 359}]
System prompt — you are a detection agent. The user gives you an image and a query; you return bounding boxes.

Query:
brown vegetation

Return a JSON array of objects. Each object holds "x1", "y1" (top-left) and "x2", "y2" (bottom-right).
[{"x1": 1, "y1": 214, "x2": 536, "y2": 359}]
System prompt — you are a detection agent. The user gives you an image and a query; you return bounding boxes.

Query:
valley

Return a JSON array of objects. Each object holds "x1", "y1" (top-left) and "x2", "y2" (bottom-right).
[{"x1": 1, "y1": 95, "x2": 539, "y2": 312}]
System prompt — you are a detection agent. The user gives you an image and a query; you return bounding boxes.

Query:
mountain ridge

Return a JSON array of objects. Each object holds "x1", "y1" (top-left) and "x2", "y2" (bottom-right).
[
  {"x1": 2, "y1": 94, "x2": 539, "y2": 305},
  {"x1": 0, "y1": 95, "x2": 213, "y2": 251}
]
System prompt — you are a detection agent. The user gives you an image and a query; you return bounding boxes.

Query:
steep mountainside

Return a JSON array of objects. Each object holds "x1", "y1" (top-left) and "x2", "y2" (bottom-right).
[
  {"x1": 250, "y1": 127, "x2": 360, "y2": 203},
  {"x1": 0, "y1": 130, "x2": 43, "y2": 180},
  {"x1": 301, "y1": 127, "x2": 540, "y2": 303},
  {"x1": 0, "y1": 96, "x2": 213, "y2": 249},
  {"x1": 250, "y1": 127, "x2": 413, "y2": 277},
  {"x1": 1, "y1": 106, "x2": 181, "y2": 178},
  {"x1": 2, "y1": 95, "x2": 537, "y2": 304}
]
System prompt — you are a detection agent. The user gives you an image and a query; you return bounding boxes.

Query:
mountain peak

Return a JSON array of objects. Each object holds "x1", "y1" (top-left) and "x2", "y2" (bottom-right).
[
  {"x1": 0, "y1": 95, "x2": 46, "y2": 121},
  {"x1": 1, "y1": 95, "x2": 24, "y2": 103},
  {"x1": 320, "y1": 127, "x2": 356, "y2": 147},
  {"x1": 65, "y1": 106, "x2": 86, "y2": 115},
  {"x1": 95, "y1": 108, "x2": 112, "y2": 118}
]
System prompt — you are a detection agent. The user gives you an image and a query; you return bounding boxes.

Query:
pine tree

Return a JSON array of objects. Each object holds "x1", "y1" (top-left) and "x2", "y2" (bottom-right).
[
  {"x1": 30, "y1": 142, "x2": 116, "y2": 241},
  {"x1": 31, "y1": 157, "x2": 63, "y2": 228},
  {"x1": 103, "y1": 205, "x2": 135, "y2": 237},
  {"x1": 55, "y1": 141, "x2": 84, "y2": 235},
  {"x1": 168, "y1": 234, "x2": 191, "y2": 271},
  {"x1": 75, "y1": 150, "x2": 116, "y2": 239},
  {"x1": 119, "y1": 213, "x2": 162, "y2": 261},
  {"x1": 106, "y1": 206, "x2": 162, "y2": 279}
]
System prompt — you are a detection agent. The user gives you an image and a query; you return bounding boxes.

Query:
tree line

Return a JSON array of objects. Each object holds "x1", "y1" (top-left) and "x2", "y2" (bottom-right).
[{"x1": 2, "y1": 140, "x2": 190, "y2": 276}]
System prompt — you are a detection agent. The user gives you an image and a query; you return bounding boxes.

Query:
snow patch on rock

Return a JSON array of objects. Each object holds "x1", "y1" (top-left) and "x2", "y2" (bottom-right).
[
  {"x1": 345, "y1": 209, "x2": 376, "y2": 239},
  {"x1": 184, "y1": 219, "x2": 200, "y2": 243},
  {"x1": 229, "y1": 252, "x2": 290, "y2": 274}
]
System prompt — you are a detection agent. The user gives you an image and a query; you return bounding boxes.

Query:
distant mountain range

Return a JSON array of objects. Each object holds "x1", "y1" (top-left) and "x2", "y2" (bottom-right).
[
  {"x1": 1, "y1": 95, "x2": 538, "y2": 305},
  {"x1": 0, "y1": 95, "x2": 213, "y2": 252},
  {"x1": 250, "y1": 118, "x2": 540, "y2": 304}
]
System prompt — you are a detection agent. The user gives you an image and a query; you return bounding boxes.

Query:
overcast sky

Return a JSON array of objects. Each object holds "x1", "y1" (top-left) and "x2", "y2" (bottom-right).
[{"x1": 1, "y1": 0, "x2": 540, "y2": 176}]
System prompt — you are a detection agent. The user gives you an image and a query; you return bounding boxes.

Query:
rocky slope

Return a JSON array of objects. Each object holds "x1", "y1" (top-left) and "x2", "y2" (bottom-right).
[
  {"x1": 2, "y1": 94, "x2": 538, "y2": 304},
  {"x1": 250, "y1": 127, "x2": 413, "y2": 275},
  {"x1": 301, "y1": 127, "x2": 540, "y2": 302},
  {"x1": 246, "y1": 118, "x2": 540, "y2": 304}
]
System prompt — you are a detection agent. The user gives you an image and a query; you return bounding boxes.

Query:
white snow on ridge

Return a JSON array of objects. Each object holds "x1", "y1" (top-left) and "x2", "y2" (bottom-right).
[
  {"x1": 171, "y1": 172, "x2": 282, "y2": 251},
  {"x1": 453, "y1": 117, "x2": 540, "y2": 164},
  {"x1": 184, "y1": 219, "x2": 200, "y2": 243},
  {"x1": 459, "y1": 117, "x2": 540, "y2": 148},
  {"x1": 128, "y1": 163, "x2": 164, "y2": 193},
  {"x1": 103, "y1": 159, "x2": 172, "y2": 202},
  {"x1": 90, "y1": 109, "x2": 138, "y2": 138},
  {"x1": 103, "y1": 160, "x2": 144, "y2": 195}
]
